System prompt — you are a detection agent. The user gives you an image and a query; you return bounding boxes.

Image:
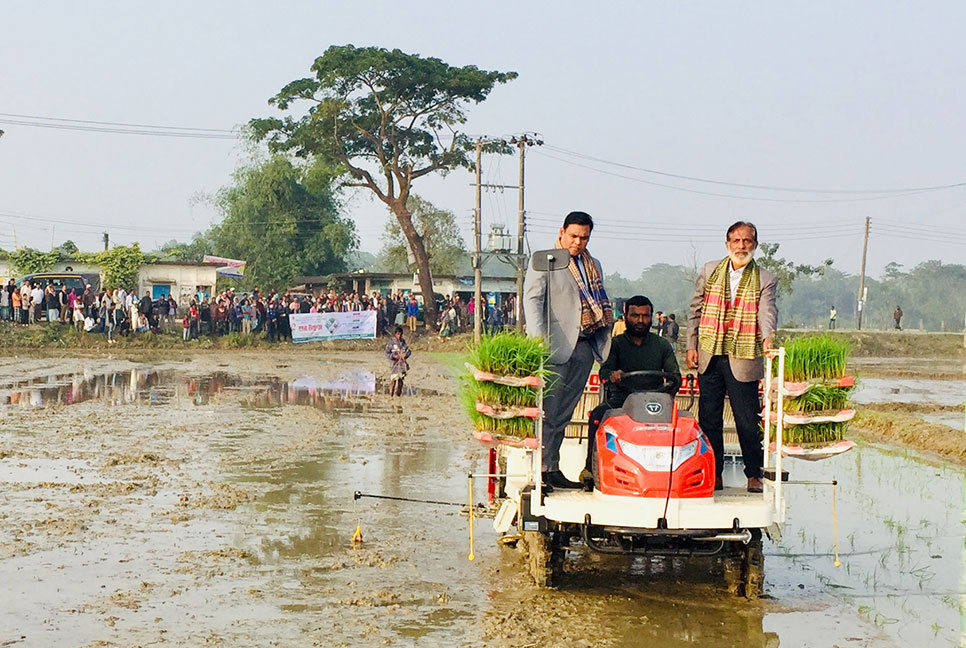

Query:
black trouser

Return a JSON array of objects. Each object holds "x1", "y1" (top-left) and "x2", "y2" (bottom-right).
[
  {"x1": 698, "y1": 355, "x2": 762, "y2": 479},
  {"x1": 542, "y1": 338, "x2": 595, "y2": 472},
  {"x1": 585, "y1": 394, "x2": 627, "y2": 473}
]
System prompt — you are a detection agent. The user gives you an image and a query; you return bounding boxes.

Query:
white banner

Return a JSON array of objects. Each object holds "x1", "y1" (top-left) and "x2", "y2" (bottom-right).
[
  {"x1": 216, "y1": 265, "x2": 245, "y2": 278},
  {"x1": 203, "y1": 255, "x2": 246, "y2": 267},
  {"x1": 290, "y1": 311, "x2": 377, "y2": 343}
]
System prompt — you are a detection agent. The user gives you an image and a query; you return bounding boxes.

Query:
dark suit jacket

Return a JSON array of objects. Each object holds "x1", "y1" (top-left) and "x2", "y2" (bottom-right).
[{"x1": 686, "y1": 260, "x2": 777, "y2": 382}]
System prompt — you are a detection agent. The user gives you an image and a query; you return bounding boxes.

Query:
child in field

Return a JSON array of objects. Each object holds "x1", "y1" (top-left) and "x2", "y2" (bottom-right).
[{"x1": 385, "y1": 326, "x2": 412, "y2": 397}]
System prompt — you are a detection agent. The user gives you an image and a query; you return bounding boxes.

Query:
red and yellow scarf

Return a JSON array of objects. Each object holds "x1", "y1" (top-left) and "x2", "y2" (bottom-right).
[
  {"x1": 698, "y1": 257, "x2": 762, "y2": 359},
  {"x1": 556, "y1": 242, "x2": 613, "y2": 334}
]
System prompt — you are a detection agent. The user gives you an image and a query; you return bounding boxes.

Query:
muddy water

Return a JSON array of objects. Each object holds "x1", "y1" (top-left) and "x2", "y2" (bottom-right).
[
  {"x1": 0, "y1": 352, "x2": 959, "y2": 647},
  {"x1": 853, "y1": 377, "x2": 965, "y2": 408}
]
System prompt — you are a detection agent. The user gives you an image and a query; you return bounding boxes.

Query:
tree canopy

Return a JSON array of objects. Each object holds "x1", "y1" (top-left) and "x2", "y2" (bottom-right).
[
  {"x1": 756, "y1": 242, "x2": 833, "y2": 297},
  {"x1": 378, "y1": 195, "x2": 466, "y2": 275},
  {"x1": 249, "y1": 44, "x2": 516, "y2": 323},
  {"x1": 208, "y1": 155, "x2": 357, "y2": 290}
]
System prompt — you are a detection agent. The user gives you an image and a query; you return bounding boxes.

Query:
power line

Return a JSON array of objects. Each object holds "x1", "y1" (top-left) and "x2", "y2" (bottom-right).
[
  {"x1": 542, "y1": 144, "x2": 966, "y2": 195},
  {"x1": 533, "y1": 150, "x2": 943, "y2": 204},
  {"x1": 524, "y1": 212, "x2": 862, "y2": 234},
  {"x1": 0, "y1": 112, "x2": 237, "y2": 133},
  {"x1": 526, "y1": 223, "x2": 861, "y2": 243},
  {"x1": 0, "y1": 119, "x2": 238, "y2": 139}
]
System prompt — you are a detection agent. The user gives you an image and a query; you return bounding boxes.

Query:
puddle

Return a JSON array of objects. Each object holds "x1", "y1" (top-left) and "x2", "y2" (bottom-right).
[
  {"x1": 0, "y1": 368, "x2": 438, "y2": 412},
  {"x1": 775, "y1": 443, "x2": 966, "y2": 647},
  {"x1": 0, "y1": 457, "x2": 110, "y2": 485},
  {"x1": 852, "y1": 377, "x2": 965, "y2": 408}
]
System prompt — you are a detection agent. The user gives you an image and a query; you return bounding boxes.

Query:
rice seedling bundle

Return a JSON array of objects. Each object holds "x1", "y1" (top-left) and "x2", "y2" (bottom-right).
[
  {"x1": 462, "y1": 333, "x2": 549, "y2": 440},
  {"x1": 778, "y1": 335, "x2": 855, "y2": 446}
]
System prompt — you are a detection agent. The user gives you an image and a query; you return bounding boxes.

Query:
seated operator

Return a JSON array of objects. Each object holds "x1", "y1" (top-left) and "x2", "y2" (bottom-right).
[{"x1": 582, "y1": 295, "x2": 681, "y2": 481}]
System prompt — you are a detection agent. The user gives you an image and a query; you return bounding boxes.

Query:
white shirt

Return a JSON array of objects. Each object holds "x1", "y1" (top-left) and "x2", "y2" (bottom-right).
[
  {"x1": 728, "y1": 263, "x2": 746, "y2": 307},
  {"x1": 31, "y1": 288, "x2": 44, "y2": 306}
]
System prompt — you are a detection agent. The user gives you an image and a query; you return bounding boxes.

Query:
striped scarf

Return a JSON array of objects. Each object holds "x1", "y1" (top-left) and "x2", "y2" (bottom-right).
[
  {"x1": 698, "y1": 257, "x2": 762, "y2": 359},
  {"x1": 556, "y1": 242, "x2": 614, "y2": 334}
]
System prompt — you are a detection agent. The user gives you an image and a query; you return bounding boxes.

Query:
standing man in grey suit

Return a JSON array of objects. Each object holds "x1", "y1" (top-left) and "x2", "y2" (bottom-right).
[
  {"x1": 524, "y1": 211, "x2": 613, "y2": 489},
  {"x1": 686, "y1": 221, "x2": 777, "y2": 493}
]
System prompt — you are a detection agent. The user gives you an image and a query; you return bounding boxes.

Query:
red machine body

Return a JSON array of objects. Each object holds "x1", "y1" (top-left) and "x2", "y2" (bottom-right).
[{"x1": 594, "y1": 393, "x2": 715, "y2": 498}]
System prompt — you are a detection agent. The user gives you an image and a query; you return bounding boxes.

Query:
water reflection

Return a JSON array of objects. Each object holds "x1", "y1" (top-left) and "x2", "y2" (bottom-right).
[{"x1": 1, "y1": 368, "x2": 437, "y2": 413}]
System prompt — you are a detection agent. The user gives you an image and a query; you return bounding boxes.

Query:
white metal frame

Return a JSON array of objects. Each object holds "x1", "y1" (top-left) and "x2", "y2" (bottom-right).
[{"x1": 505, "y1": 347, "x2": 789, "y2": 533}]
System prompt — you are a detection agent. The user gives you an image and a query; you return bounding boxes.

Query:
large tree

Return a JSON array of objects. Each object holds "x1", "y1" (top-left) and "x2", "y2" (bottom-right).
[
  {"x1": 209, "y1": 155, "x2": 356, "y2": 289},
  {"x1": 757, "y1": 242, "x2": 833, "y2": 297},
  {"x1": 250, "y1": 45, "x2": 516, "y2": 324},
  {"x1": 378, "y1": 195, "x2": 466, "y2": 275}
]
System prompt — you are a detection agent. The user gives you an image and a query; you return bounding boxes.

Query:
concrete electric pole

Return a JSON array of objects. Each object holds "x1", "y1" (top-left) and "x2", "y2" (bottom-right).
[
  {"x1": 512, "y1": 134, "x2": 543, "y2": 332},
  {"x1": 856, "y1": 217, "x2": 871, "y2": 330},
  {"x1": 473, "y1": 138, "x2": 483, "y2": 344}
]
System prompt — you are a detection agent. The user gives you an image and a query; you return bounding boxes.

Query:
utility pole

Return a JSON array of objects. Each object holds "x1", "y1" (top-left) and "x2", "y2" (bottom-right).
[
  {"x1": 512, "y1": 134, "x2": 543, "y2": 332},
  {"x1": 473, "y1": 138, "x2": 483, "y2": 344},
  {"x1": 856, "y1": 217, "x2": 870, "y2": 330},
  {"x1": 103, "y1": 232, "x2": 109, "y2": 251},
  {"x1": 12, "y1": 226, "x2": 17, "y2": 250}
]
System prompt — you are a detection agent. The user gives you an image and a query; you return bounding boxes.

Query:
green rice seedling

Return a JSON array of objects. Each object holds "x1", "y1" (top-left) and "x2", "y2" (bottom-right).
[
  {"x1": 475, "y1": 381, "x2": 538, "y2": 408},
  {"x1": 466, "y1": 332, "x2": 548, "y2": 378},
  {"x1": 776, "y1": 334, "x2": 854, "y2": 444},
  {"x1": 777, "y1": 421, "x2": 849, "y2": 445},
  {"x1": 459, "y1": 378, "x2": 536, "y2": 439},
  {"x1": 785, "y1": 385, "x2": 852, "y2": 412},
  {"x1": 780, "y1": 334, "x2": 852, "y2": 382}
]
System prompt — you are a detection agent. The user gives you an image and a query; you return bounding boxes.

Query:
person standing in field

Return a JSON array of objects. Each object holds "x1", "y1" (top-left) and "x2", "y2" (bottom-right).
[
  {"x1": 406, "y1": 296, "x2": 419, "y2": 333},
  {"x1": 829, "y1": 306, "x2": 837, "y2": 330},
  {"x1": 687, "y1": 221, "x2": 777, "y2": 494},
  {"x1": 893, "y1": 305, "x2": 903, "y2": 330},
  {"x1": 386, "y1": 326, "x2": 412, "y2": 397},
  {"x1": 664, "y1": 313, "x2": 680, "y2": 349}
]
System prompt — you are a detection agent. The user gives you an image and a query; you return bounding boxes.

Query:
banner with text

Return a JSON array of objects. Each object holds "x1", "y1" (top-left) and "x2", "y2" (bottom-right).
[{"x1": 290, "y1": 311, "x2": 377, "y2": 343}]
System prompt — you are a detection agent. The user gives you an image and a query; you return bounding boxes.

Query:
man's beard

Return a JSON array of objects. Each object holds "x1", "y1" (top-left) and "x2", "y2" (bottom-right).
[
  {"x1": 627, "y1": 322, "x2": 651, "y2": 338},
  {"x1": 729, "y1": 249, "x2": 752, "y2": 266}
]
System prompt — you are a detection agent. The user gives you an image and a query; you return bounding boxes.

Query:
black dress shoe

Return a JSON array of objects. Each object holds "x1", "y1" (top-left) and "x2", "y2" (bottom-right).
[
  {"x1": 543, "y1": 470, "x2": 583, "y2": 490},
  {"x1": 714, "y1": 476, "x2": 724, "y2": 491}
]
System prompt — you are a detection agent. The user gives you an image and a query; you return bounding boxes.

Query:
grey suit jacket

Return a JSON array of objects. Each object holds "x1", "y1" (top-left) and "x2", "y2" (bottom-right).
[
  {"x1": 686, "y1": 260, "x2": 778, "y2": 383},
  {"x1": 524, "y1": 253, "x2": 612, "y2": 366}
]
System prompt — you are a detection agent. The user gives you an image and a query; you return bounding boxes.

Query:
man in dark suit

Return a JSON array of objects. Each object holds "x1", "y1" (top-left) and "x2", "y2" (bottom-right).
[
  {"x1": 524, "y1": 211, "x2": 613, "y2": 489},
  {"x1": 687, "y1": 221, "x2": 777, "y2": 493}
]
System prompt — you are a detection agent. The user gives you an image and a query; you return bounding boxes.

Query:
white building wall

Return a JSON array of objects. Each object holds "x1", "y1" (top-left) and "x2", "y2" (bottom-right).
[{"x1": 138, "y1": 264, "x2": 217, "y2": 308}]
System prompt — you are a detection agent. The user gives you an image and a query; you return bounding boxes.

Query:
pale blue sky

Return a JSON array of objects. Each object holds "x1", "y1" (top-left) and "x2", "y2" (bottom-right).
[{"x1": 2, "y1": 1, "x2": 964, "y2": 280}]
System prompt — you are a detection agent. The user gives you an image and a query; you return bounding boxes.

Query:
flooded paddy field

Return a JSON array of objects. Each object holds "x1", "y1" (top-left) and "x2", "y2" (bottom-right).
[{"x1": 0, "y1": 351, "x2": 963, "y2": 647}]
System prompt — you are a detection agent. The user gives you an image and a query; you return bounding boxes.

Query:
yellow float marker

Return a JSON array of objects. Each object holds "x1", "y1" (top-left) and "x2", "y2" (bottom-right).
[{"x1": 467, "y1": 475, "x2": 475, "y2": 561}]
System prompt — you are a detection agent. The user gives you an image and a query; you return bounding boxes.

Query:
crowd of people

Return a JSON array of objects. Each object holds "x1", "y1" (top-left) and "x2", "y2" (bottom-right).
[
  {"x1": 0, "y1": 279, "x2": 521, "y2": 344},
  {"x1": 1, "y1": 280, "x2": 180, "y2": 343},
  {"x1": 435, "y1": 294, "x2": 517, "y2": 338}
]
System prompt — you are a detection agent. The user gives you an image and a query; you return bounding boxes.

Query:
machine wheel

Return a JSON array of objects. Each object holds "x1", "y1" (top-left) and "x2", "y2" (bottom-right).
[
  {"x1": 741, "y1": 529, "x2": 764, "y2": 600},
  {"x1": 722, "y1": 552, "x2": 742, "y2": 595},
  {"x1": 523, "y1": 530, "x2": 563, "y2": 588},
  {"x1": 590, "y1": 443, "x2": 599, "y2": 490}
]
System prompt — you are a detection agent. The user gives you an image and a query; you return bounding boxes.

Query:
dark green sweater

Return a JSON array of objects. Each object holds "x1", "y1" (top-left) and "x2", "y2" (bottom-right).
[{"x1": 599, "y1": 332, "x2": 680, "y2": 399}]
